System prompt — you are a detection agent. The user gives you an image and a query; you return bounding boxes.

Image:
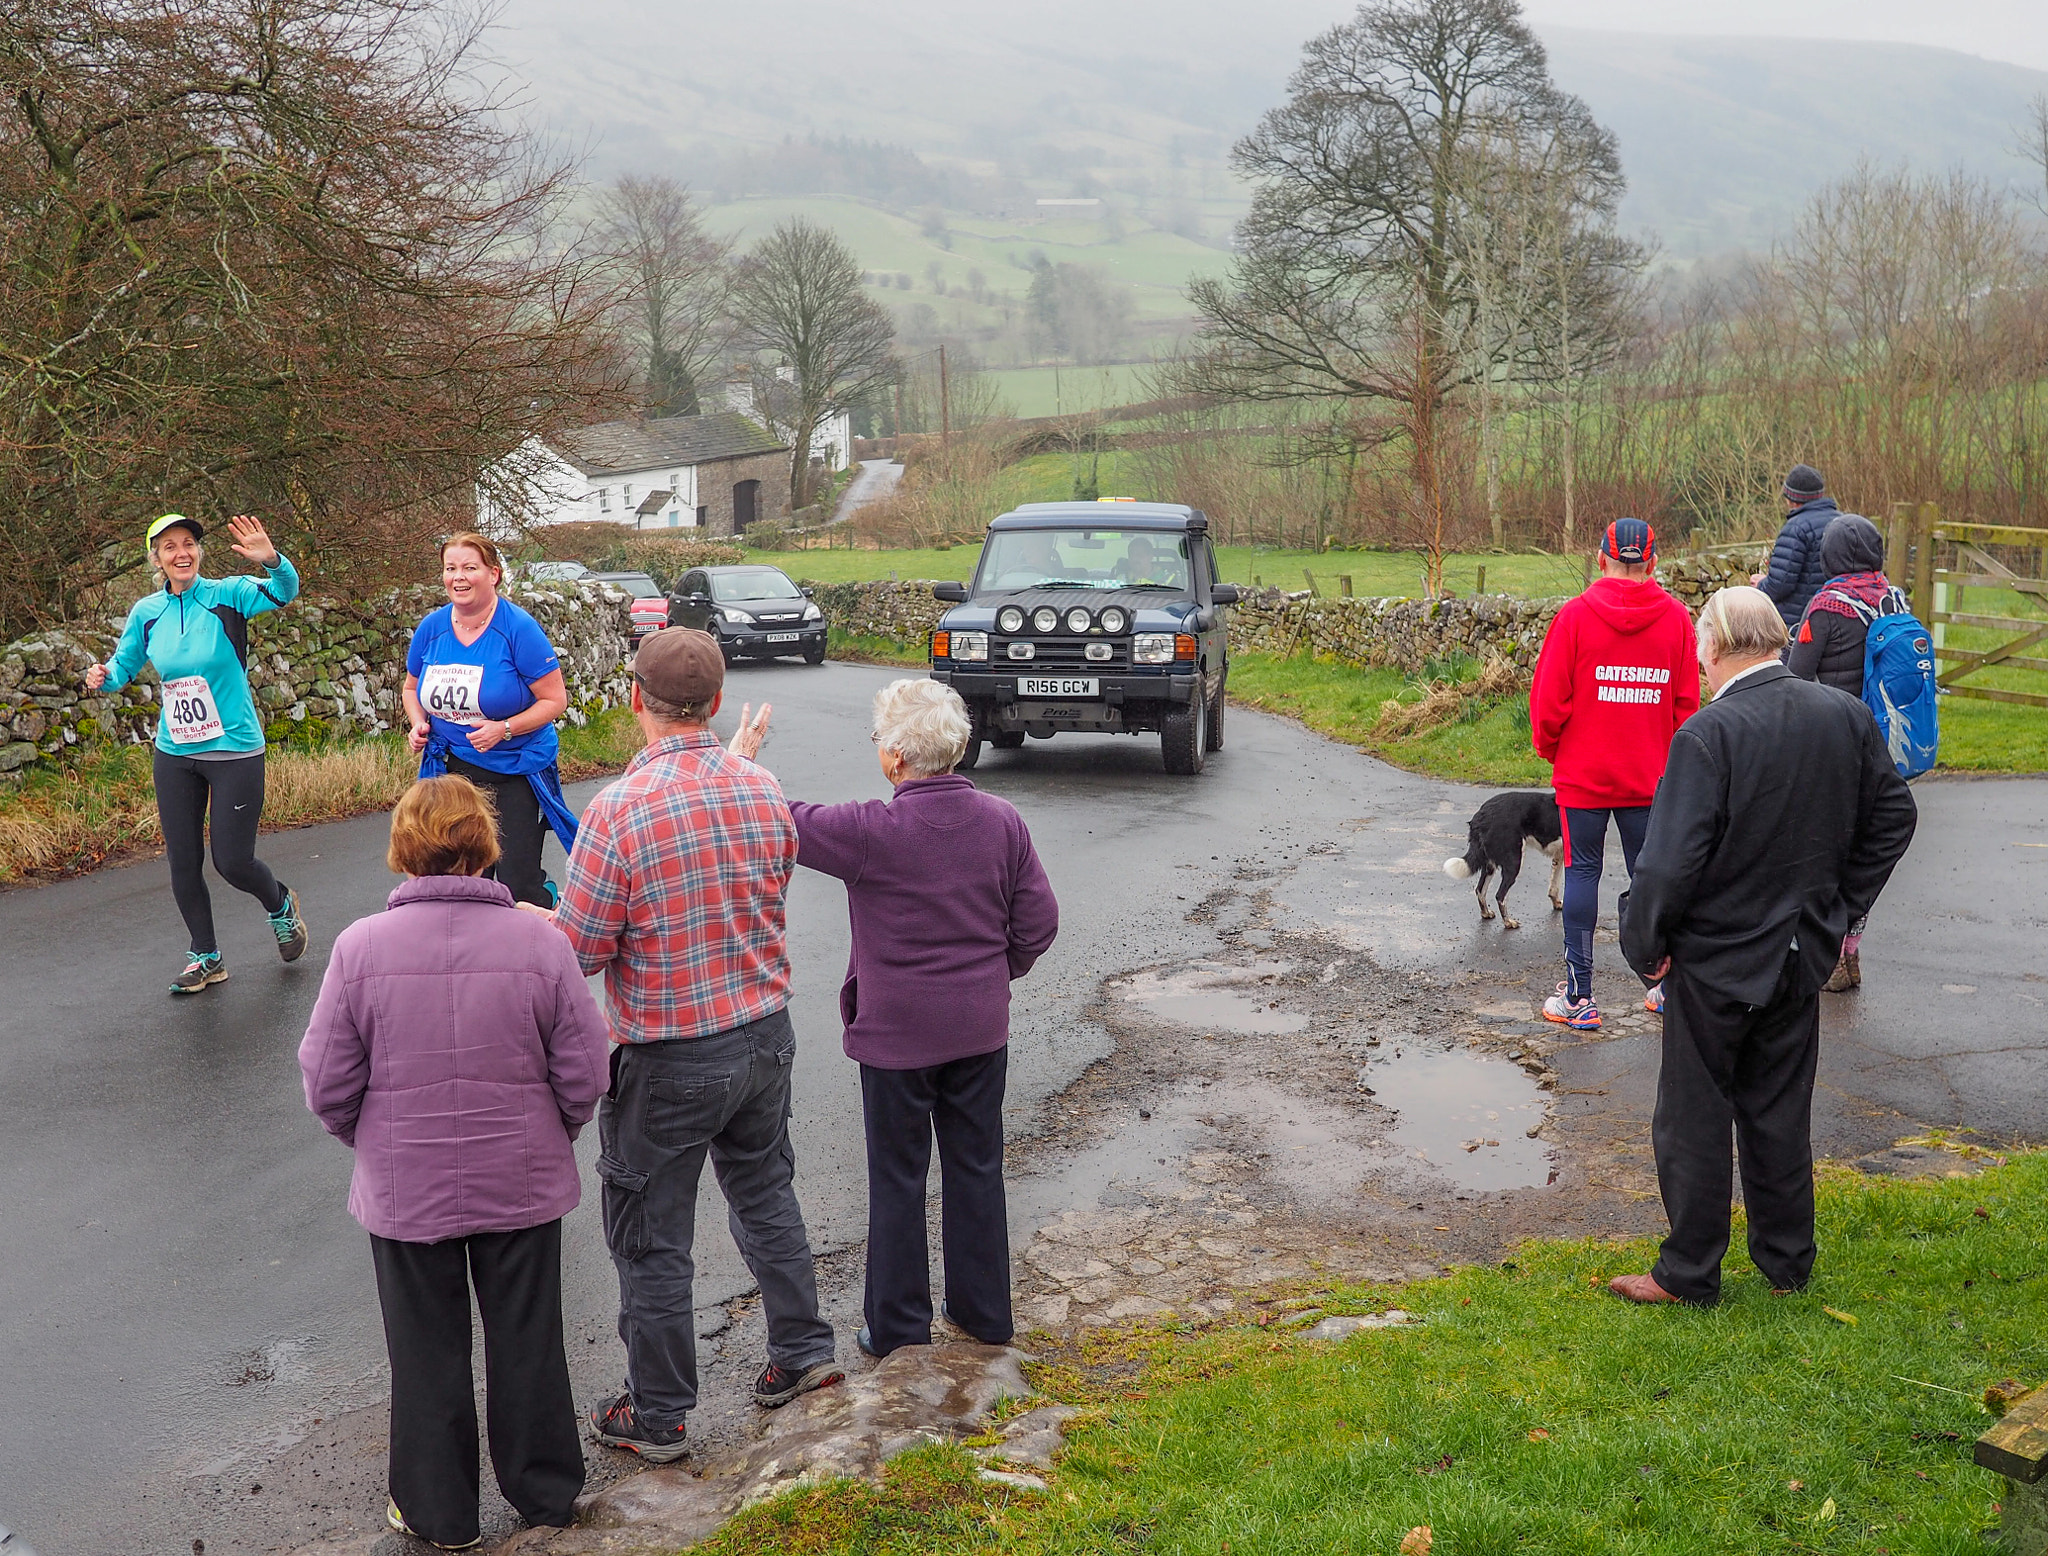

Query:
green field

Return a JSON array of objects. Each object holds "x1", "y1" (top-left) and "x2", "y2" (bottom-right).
[
  {"x1": 699, "y1": 194, "x2": 1229, "y2": 337},
  {"x1": 701, "y1": 1151, "x2": 2044, "y2": 1556},
  {"x1": 768, "y1": 536, "x2": 1587, "y2": 599},
  {"x1": 984, "y1": 363, "x2": 1157, "y2": 419}
]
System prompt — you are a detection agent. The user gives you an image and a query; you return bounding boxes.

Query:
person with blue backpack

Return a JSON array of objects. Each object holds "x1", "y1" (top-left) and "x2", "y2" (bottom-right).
[
  {"x1": 1790, "y1": 513, "x2": 1941, "y2": 989},
  {"x1": 84, "y1": 513, "x2": 311, "y2": 993}
]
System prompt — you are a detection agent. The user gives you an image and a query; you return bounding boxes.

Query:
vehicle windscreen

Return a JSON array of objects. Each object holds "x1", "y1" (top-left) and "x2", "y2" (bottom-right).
[
  {"x1": 976, "y1": 530, "x2": 1191, "y2": 592},
  {"x1": 711, "y1": 569, "x2": 803, "y2": 603},
  {"x1": 598, "y1": 575, "x2": 663, "y2": 598}
]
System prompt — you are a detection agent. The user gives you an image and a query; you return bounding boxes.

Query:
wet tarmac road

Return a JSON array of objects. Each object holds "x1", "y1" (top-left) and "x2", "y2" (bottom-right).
[{"x1": 1, "y1": 657, "x2": 2041, "y2": 1551}]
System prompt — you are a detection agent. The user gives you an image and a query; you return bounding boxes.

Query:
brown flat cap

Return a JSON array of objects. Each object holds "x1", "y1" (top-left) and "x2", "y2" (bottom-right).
[{"x1": 634, "y1": 627, "x2": 725, "y2": 706}]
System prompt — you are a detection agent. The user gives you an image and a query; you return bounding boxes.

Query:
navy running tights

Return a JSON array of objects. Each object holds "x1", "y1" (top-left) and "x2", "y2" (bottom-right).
[
  {"x1": 153, "y1": 749, "x2": 287, "y2": 955},
  {"x1": 1561, "y1": 803, "x2": 1650, "y2": 1000}
]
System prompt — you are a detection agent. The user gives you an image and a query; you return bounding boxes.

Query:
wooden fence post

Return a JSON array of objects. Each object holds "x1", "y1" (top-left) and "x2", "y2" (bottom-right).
[
  {"x1": 1303, "y1": 569, "x2": 1320, "y2": 597},
  {"x1": 1887, "y1": 503, "x2": 1912, "y2": 593},
  {"x1": 1977, "y1": 1386, "x2": 2048, "y2": 1555},
  {"x1": 1475, "y1": 564, "x2": 1487, "y2": 596},
  {"x1": 1912, "y1": 502, "x2": 1939, "y2": 624},
  {"x1": 1340, "y1": 575, "x2": 1354, "y2": 597}
]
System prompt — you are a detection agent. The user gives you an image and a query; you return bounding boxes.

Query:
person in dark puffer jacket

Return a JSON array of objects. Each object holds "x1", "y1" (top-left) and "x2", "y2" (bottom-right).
[
  {"x1": 1754, "y1": 464, "x2": 1841, "y2": 628},
  {"x1": 1789, "y1": 513, "x2": 1902, "y2": 994}
]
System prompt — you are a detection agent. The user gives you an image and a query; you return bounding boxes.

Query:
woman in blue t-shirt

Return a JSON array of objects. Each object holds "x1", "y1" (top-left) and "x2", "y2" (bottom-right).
[{"x1": 403, "y1": 533, "x2": 575, "y2": 905}]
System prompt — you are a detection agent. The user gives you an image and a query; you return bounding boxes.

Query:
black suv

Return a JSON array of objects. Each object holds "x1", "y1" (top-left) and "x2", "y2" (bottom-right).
[
  {"x1": 668, "y1": 564, "x2": 828, "y2": 664},
  {"x1": 928, "y1": 501, "x2": 1238, "y2": 774}
]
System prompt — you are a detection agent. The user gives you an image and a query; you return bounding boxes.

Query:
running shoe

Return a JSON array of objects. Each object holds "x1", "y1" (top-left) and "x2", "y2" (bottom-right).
[
  {"x1": 386, "y1": 1500, "x2": 480, "y2": 1551},
  {"x1": 1541, "y1": 983, "x2": 1601, "y2": 1030},
  {"x1": 268, "y1": 887, "x2": 308, "y2": 963},
  {"x1": 1642, "y1": 983, "x2": 1665, "y2": 1015},
  {"x1": 753, "y1": 1358, "x2": 846, "y2": 1409},
  {"x1": 170, "y1": 952, "x2": 227, "y2": 995},
  {"x1": 588, "y1": 1390, "x2": 689, "y2": 1463}
]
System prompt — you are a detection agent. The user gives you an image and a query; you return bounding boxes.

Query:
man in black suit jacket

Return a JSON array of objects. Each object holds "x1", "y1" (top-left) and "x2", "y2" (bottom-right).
[{"x1": 1614, "y1": 586, "x2": 1917, "y2": 1306}]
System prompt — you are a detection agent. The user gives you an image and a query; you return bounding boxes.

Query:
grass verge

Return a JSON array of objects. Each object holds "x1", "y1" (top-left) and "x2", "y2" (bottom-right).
[
  {"x1": 0, "y1": 707, "x2": 644, "y2": 884},
  {"x1": 1228, "y1": 651, "x2": 1553, "y2": 788},
  {"x1": 700, "y1": 1152, "x2": 2043, "y2": 1555},
  {"x1": 827, "y1": 628, "x2": 929, "y2": 668}
]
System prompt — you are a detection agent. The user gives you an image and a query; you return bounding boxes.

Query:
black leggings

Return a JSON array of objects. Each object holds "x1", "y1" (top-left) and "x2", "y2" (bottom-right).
[
  {"x1": 153, "y1": 749, "x2": 287, "y2": 955},
  {"x1": 444, "y1": 755, "x2": 551, "y2": 907}
]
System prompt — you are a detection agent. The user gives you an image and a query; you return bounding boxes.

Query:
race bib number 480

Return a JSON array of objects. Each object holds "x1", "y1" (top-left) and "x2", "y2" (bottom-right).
[
  {"x1": 419, "y1": 662, "x2": 487, "y2": 726},
  {"x1": 162, "y1": 674, "x2": 225, "y2": 745}
]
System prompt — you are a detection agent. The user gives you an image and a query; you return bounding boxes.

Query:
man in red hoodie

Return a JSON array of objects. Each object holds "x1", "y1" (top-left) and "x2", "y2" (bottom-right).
[{"x1": 1529, "y1": 518, "x2": 1699, "y2": 1030}]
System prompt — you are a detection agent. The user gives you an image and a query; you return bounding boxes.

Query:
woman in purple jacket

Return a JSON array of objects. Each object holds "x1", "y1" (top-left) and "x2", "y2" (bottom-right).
[
  {"x1": 299, "y1": 777, "x2": 609, "y2": 1550},
  {"x1": 733, "y1": 678, "x2": 1058, "y2": 1357}
]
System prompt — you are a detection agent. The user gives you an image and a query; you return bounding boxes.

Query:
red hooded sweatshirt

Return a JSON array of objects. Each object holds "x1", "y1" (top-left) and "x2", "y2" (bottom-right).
[{"x1": 1529, "y1": 575, "x2": 1701, "y2": 809}]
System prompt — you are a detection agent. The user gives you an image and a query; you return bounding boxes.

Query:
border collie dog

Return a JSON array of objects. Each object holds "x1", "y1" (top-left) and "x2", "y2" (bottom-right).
[{"x1": 1443, "y1": 791, "x2": 1564, "y2": 930}]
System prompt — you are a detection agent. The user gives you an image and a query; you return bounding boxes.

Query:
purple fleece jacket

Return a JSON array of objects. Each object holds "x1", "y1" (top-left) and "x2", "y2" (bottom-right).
[
  {"x1": 298, "y1": 874, "x2": 610, "y2": 1243},
  {"x1": 791, "y1": 774, "x2": 1059, "y2": 1070}
]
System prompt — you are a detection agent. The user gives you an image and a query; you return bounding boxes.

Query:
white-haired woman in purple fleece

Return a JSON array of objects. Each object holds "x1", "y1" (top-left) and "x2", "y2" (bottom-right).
[{"x1": 729, "y1": 679, "x2": 1059, "y2": 1357}]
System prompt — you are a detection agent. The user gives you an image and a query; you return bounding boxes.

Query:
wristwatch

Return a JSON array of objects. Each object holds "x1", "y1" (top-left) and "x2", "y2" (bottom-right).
[{"x1": 502, "y1": 720, "x2": 515, "y2": 741}]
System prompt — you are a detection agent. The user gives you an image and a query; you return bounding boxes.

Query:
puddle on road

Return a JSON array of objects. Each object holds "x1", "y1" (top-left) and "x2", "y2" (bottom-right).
[
  {"x1": 1114, "y1": 961, "x2": 1308, "y2": 1035},
  {"x1": 1367, "y1": 1048, "x2": 1551, "y2": 1192}
]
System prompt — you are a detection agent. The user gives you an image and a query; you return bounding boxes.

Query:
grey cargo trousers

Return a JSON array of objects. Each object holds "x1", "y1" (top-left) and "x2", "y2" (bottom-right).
[{"x1": 595, "y1": 1007, "x2": 836, "y2": 1427}]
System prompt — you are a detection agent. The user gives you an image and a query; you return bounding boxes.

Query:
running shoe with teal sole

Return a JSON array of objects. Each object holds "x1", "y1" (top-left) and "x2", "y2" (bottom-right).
[
  {"x1": 170, "y1": 953, "x2": 227, "y2": 995},
  {"x1": 269, "y1": 887, "x2": 308, "y2": 963},
  {"x1": 386, "y1": 1501, "x2": 480, "y2": 1551}
]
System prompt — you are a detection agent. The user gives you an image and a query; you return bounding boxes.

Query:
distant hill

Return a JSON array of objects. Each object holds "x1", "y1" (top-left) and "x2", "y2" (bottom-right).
[
  {"x1": 491, "y1": 0, "x2": 2048, "y2": 256},
  {"x1": 1543, "y1": 29, "x2": 2048, "y2": 253}
]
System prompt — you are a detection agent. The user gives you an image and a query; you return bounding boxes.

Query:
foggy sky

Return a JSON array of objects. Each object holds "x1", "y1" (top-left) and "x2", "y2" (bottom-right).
[{"x1": 1522, "y1": 0, "x2": 2046, "y2": 72}]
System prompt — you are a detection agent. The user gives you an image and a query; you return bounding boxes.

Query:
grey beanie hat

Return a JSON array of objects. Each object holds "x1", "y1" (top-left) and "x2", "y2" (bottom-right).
[{"x1": 1783, "y1": 463, "x2": 1825, "y2": 498}]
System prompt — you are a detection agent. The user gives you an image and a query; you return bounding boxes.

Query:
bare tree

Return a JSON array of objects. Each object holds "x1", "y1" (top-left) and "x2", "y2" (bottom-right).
[
  {"x1": 2013, "y1": 92, "x2": 2048, "y2": 217},
  {"x1": 0, "y1": 0, "x2": 624, "y2": 637},
  {"x1": 594, "y1": 175, "x2": 734, "y2": 417},
  {"x1": 731, "y1": 220, "x2": 897, "y2": 510},
  {"x1": 1179, "y1": 0, "x2": 1642, "y2": 586}
]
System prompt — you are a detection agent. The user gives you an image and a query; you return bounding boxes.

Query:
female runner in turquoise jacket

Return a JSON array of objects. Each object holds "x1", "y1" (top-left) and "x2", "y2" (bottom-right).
[{"x1": 87, "y1": 514, "x2": 311, "y2": 993}]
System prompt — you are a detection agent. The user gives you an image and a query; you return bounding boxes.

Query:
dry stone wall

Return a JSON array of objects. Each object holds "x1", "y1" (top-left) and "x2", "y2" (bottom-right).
[
  {"x1": 0, "y1": 581, "x2": 634, "y2": 777},
  {"x1": 804, "y1": 553, "x2": 1764, "y2": 682}
]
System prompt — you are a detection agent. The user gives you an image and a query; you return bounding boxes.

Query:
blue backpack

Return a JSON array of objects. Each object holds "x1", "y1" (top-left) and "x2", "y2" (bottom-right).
[{"x1": 1823, "y1": 584, "x2": 1940, "y2": 778}]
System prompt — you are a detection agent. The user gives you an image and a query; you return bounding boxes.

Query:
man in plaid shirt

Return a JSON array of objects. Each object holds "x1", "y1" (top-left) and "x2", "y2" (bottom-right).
[{"x1": 550, "y1": 628, "x2": 841, "y2": 1463}]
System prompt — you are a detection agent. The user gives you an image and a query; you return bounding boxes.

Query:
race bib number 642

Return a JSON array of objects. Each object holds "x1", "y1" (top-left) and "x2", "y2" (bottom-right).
[
  {"x1": 419, "y1": 662, "x2": 486, "y2": 726},
  {"x1": 162, "y1": 674, "x2": 224, "y2": 745}
]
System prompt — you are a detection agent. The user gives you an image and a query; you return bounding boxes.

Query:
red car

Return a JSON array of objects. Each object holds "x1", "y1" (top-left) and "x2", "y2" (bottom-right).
[{"x1": 591, "y1": 571, "x2": 668, "y2": 639}]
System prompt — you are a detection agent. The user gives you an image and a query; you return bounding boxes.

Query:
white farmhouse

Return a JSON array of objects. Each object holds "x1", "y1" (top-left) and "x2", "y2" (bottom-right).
[{"x1": 483, "y1": 412, "x2": 792, "y2": 537}]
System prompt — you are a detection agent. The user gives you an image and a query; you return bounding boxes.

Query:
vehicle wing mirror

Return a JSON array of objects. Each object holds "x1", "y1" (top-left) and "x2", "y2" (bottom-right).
[
  {"x1": 801, "y1": 585, "x2": 815, "y2": 598},
  {"x1": 932, "y1": 581, "x2": 969, "y2": 603},
  {"x1": 1210, "y1": 584, "x2": 1241, "y2": 606}
]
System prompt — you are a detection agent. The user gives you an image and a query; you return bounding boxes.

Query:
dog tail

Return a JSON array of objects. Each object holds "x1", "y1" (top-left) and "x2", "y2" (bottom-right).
[{"x1": 1443, "y1": 854, "x2": 1474, "y2": 880}]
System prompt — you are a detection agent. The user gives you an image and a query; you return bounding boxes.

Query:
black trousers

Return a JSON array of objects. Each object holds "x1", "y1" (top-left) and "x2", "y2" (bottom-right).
[
  {"x1": 445, "y1": 754, "x2": 551, "y2": 906},
  {"x1": 368, "y1": 1220, "x2": 582, "y2": 1545},
  {"x1": 152, "y1": 749, "x2": 286, "y2": 954},
  {"x1": 1650, "y1": 957, "x2": 1820, "y2": 1304},
  {"x1": 860, "y1": 1046, "x2": 1013, "y2": 1352}
]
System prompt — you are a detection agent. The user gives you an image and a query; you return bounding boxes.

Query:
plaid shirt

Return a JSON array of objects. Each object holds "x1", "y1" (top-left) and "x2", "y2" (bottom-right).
[{"x1": 555, "y1": 727, "x2": 796, "y2": 1044}]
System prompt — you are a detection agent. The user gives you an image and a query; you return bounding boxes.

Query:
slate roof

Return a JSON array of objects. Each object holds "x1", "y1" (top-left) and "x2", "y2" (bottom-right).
[{"x1": 549, "y1": 412, "x2": 788, "y2": 477}]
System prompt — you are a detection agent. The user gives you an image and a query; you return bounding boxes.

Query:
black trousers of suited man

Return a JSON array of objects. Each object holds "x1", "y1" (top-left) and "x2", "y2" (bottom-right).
[{"x1": 1649, "y1": 950, "x2": 1820, "y2": 1305}]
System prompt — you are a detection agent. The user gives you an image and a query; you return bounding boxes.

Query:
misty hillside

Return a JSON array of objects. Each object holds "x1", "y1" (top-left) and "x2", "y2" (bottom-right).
[{"x1": 492, "y1": 0, "x2": 2048, "y2": 255}]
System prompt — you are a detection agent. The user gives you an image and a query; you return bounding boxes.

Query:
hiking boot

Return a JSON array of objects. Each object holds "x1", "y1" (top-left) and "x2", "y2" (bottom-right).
[
  {"x1": 1542, "y1": 983, "x2": 1601, "y2": 1031},
  {"x1": 753, "y1": 1358, "x2": 846, "y2": 1409},
  {"x1": 588, "y1": 1390, "x2": 688, "y2": 1463},
  {"x1": 1823, "y1": 956, "x2": 1854, "y2": 994},
  {"x1": 170, "y1": 952, "x2": 227, "y2": 995},
  {"x1": 268, "y1": 887, "x2": 308, "y2": 963},
  {"x1": 1642, "y1": 983, "x2": 1664, "y2": 1015},
  {"x1": 386, "y1": 1500, "x2": 480, "y2": 1551}
]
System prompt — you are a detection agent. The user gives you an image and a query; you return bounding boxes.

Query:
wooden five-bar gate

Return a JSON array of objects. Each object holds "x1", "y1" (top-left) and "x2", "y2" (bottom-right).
[{"x1": 1888, "y1": 502, "x2": 2048, "y2": 709}]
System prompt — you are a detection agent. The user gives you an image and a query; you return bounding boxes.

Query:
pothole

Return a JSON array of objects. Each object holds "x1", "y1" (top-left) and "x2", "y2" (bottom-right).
[
  {"x1": 1113, "y1": 959, "x2": 1308, "y2": 1034},
  {"x1": 1367, "y1": 1048, "x2": 1552, "y2": 1192}
]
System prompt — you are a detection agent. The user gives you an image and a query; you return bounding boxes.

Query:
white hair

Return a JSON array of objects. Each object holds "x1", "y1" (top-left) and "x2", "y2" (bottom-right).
[
  {"x1": 1696, "y1": 585, "x2": 1789, "y2": 663},
  {"x1": 872, "y1": 678, "x2": 972, "y2": 777}
]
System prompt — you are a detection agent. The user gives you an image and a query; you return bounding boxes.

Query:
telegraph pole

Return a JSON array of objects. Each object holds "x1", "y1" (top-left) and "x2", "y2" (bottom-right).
[{"x1": 938, "y1": 343, "x2": 951, "y2": 453}]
